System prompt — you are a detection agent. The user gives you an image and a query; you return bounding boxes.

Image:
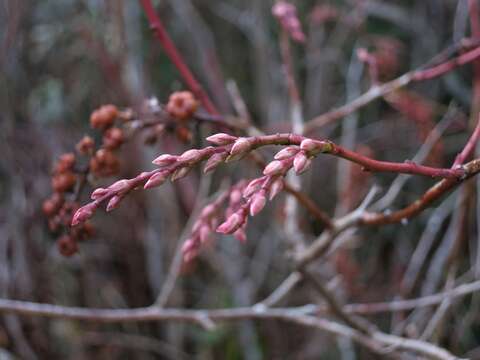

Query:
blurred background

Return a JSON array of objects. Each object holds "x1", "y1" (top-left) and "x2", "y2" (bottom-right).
[{"x1": 1, "y1": 0, "x2": 480, "y2": 358}]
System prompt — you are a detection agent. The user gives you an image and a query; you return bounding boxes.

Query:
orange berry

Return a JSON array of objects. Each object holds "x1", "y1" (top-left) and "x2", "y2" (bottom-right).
[{"x1": 166, "y1": 91, "x2": 199, "y2": 120}]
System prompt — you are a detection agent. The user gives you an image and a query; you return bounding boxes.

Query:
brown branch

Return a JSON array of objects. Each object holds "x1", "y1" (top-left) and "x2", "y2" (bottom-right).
[{"x1": 0, "y1": 298, "x2": 460, "y2": 359}]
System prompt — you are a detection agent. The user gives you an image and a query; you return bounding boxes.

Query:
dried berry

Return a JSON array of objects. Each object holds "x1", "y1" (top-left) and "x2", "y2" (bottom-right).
[
  {"x1": 166, "y1": 91, "x2": 199, "y2": 120},
  {"x1": 76, "y1": 136, "x2": 95, "y2": 155}
]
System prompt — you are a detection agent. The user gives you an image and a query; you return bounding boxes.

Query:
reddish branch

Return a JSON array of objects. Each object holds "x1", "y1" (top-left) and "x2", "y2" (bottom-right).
[
  {"x1": 305, "y1": 43, "x2": 480, "y2": 133},
  {"x1": 139, "y1": 0, "x2": 219, "y2": 115}
]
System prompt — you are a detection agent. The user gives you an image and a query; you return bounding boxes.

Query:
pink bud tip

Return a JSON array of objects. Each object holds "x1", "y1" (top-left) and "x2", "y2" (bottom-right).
[
  {"x1": 274, "y1": 146, "x2": 299, "y2": 160},
  {"x1": 263, "y1": 160, "x2": 286, "y2": 176},
  {"x1": 293, "y1": 152, "x2": 312, "y2": 174},
  {"x1": 243, "y1": 177, "x2": 265, "y2": 198},
  {"x1": 206, "y1": 133, "x2": 237, "y2": 146},
  {"x1": 144, "y1": 172, "x2": 167, "y2": 189},
  {"x1": 203, "y1": 152, "x2": 227, "y2": 173},
  {"x1": 199, "y1": 225, "x2": 212, "y2": 245},
  {"x1": 216, "y1": 213, "x2": 243, "y2": 234},
  {"x1": 179, "y1": 149, "x2": 202, "y2": 163},
  {"x1": 71, "y1": 203, "x2": 96, "y2": 226},
  {"x1": 201, "y1": 204, "x2": 216, "y2": 218},
  {"x1": 181, "y1": 238, "x2": 196, "y2": 254},
  {"x1": 152, "y1": 154, "x2": 178, "y2": 166},
  {"x1": 106, "y1": 195, "x2": 123, "y2": 212},
  {"x1": 230, "y1": 189, "x2": 243, "y2": 204},
  {"x1": 229, "y1": 138, "x2": 252, "y2": 157},
  {"x1": 300, "y1": 139, "x2": 321, "y2": 153},
  {"x1": 250, "y1": 192, "x2": 267, "y2": 216},
  {"x1": 269, "y1": 177, "x2": 284, "y2": 200},
  {"x1": 91, "y1": 187, "x2": 108, "y2": 200}
]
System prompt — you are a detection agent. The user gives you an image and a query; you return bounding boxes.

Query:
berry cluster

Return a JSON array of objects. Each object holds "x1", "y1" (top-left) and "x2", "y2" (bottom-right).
[{"x1": 44, "y1": 104, "x2": 126, "y2": 256}]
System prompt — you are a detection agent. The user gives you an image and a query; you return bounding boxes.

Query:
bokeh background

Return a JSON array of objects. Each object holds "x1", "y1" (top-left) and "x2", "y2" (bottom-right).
[{"x1": 1, "y1": 0, "x2": 480, "y2": 359}]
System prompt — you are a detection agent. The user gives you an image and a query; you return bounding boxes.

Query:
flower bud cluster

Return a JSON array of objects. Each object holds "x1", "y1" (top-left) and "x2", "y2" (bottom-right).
[
  {"x1": 73, "y1": 133, "x2": 326, "y2": 245},
  {"x1": 182, "y1": 191, "x2": 231, "y2": 262}
]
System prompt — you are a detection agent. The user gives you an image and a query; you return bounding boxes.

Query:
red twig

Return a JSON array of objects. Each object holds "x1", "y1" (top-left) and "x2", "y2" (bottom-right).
[
  {"x1": 139, "y1": 0, "x2": 219, "y2": 115},
  {"x1": 305, "y1": 43, "x2": 480, "y2": 133},
  {"x1": 412, "y1": 45, "x2": 480, "y2": 81},
  {"x1": 453, "y1": 116, "x2": 480, "y2": 167}
]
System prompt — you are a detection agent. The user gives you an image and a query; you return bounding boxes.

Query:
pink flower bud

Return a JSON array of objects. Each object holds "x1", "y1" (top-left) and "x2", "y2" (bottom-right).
[
  {"x1": 263, "y1": 160, "x2": 286, "y2": 176},
  {"x1": 144, "y1": 171, "x2": 167, "y2": 189},
  {"x1": 206, "y1": 133, "x2": 237, "y2": 145},
  {"x1": 230, "y1": 189, "x2": 242, "y2": 204},
  {"x1": 243, "y1": 177, "x2": 265, "y2": 198},
  {"x1": 269, "y1": 177, "x2": 284, "y2": 200},
  {"x1": 71, "y1": 203, "x2": 96, "y2": 226},
  {"x1": 152, "y1": 154, "x2": 178, "y2": 166},
  {"x1": 203, "y1": 152, "x2": 227, "y2": 173},
  {"x1": 201, "y1": 204, "x2": 216, "y2": 218},
  {"x1": 171, "y1": 167, "x2": 190, "y2": 181},
  {"x1": 108, "y1": 179, "x2": 131, "y2": 193},
  {"x1": 91, "y1": 187, "x2": 108, "y2": 200},
  {"x1": 274, "y1": 146, "x2": 299, "y2": 160},
  {"x1": 179, "y1": 149, "x2": 203, "y2": 163},
  {"x1": 300, "y1": 139, "x2": 321, "y2": 153},
  {"x1": 181, "y1": 239, "x2": 195, "y2": 253},
  {"x1": 293, "y1": 152, "x2": 312, "y2": 174},
  {"x1": 234, "y1": 228, "x2": 247, "y2": 243},
  {"x1": 106, "y1": 195, "x2": 123, "y2": 212},
  {"x1": 182, "y1": 239, "x2": 199, "y2": 262},
  {"x1": 199, "y1": 225, "x2": 212, "y2": 245},
  {"x1": 250, "y1": 192, "x2": 267, "y2": 216},
  {"x1": 228, "y1": 138, "x2": 252, "y2": 161},
  {"x1": 216, "y1": 212, "x2": 244, "y2": 234}
]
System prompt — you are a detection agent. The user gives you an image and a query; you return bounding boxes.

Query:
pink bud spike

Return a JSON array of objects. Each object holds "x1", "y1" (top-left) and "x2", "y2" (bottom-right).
[
  {"x1": 206, "y1": 133, "x2": 237, "y2": 145},
  {"x1": 152, "y1": 154, "x2": 178, "y2": 166},
  {"x1": 144, "y1": 172, "x2": 167, "y2": 189}
]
